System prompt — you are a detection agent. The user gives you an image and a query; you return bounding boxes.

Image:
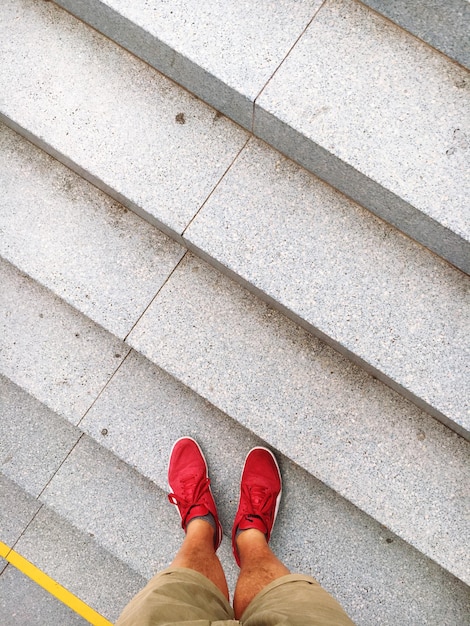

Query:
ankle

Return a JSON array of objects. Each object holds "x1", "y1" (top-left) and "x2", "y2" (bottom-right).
[
  {"x1": 186, "y1": 517, "x2": 216, "y2": 543},
  {"x1": 236, "y1": 528, "x2": 267, "y2": 553}
]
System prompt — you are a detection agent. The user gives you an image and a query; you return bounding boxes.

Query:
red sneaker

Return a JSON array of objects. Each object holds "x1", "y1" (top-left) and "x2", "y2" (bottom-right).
[
  {"x1": 232, "y1": 447, "x2": 282, "y2": 566},
  {"x1": 168, "y1": 437, "x2": 223, "y2": 550}
]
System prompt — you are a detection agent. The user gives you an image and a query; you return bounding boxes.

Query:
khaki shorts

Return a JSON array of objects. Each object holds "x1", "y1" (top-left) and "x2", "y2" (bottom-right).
[{"x1": 116, "y1": 567, "x2": 355, "y2": 625}]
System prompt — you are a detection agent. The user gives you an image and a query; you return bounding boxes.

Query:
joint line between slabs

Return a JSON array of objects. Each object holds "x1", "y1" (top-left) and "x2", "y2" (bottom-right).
[
  {"x1": 252, "y1": 0, "x2": 328, "y2": 115},
  {"x1": 123, "y1": 251, "x2": 189, "y2": 343},
  {"x1": 0, "y1": 540, "x2": 112, "y2": 626},
  {"x1": 36, "y1": 434, "x2": 85, "y2": 500},
  {"x1": 181, "y1": 135, "x2": 251, "y2": 239}
]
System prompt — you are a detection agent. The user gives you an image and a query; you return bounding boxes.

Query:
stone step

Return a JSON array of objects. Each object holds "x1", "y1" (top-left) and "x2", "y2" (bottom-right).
[
  {"x1": 2, "y1": 83, "x2": 468, "y2": 442},
  {"x1": 0, "y1": 122, "x2": 185, "y2": 340},
  {"x1": 254, "y1": 0, "x2": 470, "y2": 274},
  {"x1": 0, "y1": 475, "x2": 146, "y2": 624},
  {"x1": 0, "y1": 567, "x2": 88, "y2": 626},
  {"x1": 360, "y1": 0, "x2": 470, "y2": 68},
  {"x1": 0, "y1": 475, "x2": 41, "y2": 574},
  {"x1": 0, "y1": 0, "x2": 248, "y2": 239},
  {"x1": 0, "y1": 374, "x2": 81, "y2": 498},
  {"x1": 3, "y1": 238, "x2": 468, "y2": 587},
  {"x1": 2, "y1": 384, "x2": 469, "y2": 625},
  {"x1": 43, "y1": 0, "x2": 470, "y2": 272},
  {"x1": 1, "y1": 0, "x2": 468, "y2": 596},
  {"x1": 0, "y1": 108, "x2": 470, "y2": 444},
  {"x1": 0, "y1": 258, "x2": 129, "y2": 426},
  {"x1": 184, "y1": 138, "x2": 470, "y2": 440}
]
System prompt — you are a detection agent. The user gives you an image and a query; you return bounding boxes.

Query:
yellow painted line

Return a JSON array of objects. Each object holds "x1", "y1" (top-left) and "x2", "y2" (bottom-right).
[{"x1": 0, "y1": 541, "x2": 113, "y2": 626}]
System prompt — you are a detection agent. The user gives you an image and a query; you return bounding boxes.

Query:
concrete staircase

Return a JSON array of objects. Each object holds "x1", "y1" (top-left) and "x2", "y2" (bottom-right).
[{"x1": 1, "y1": 1, "x2": 469, "y2": 624}]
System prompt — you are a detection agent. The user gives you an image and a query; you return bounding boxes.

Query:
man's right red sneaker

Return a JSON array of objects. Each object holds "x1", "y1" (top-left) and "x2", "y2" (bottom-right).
[
  {"x1": 232, "y1": 447, "x2": 282, "y2": 566},
  {"x1": 168, "y1": 437, "x2": 223, "y2": 550}
]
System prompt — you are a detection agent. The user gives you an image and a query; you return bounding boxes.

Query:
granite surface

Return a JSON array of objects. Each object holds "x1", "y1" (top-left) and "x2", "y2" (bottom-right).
[
  {"x1": 40, "y1": 436, "x2": 201, "y2": 580},
  {"x1": 14, "y1": 506, "x2": 146, "y2": 623},
  {"x1": 185, "y1": 138, "x2": 470, "y2": 436},
  {"x1": 361, "y1": 0, "x2": 470, "y2": 68},
  {"x1": 0, "y1": 376, "x2": 80, "y2": 497},
  {"x1": 0, "y1": 566, "x2": 87, "y2": 626},
  {"x1": 128, "y1": 253, "x2": 470, "y2": 583},
  {"x1": 0, "y1": 474, "x2": 41, "y2": 556},
  {"x1": 255, "y1": 0, "x2": 470, "y2": 272},
  {"x1": 57, "y1": 352, "x2": 470, "y2": 623},
  {"x1": 53, "y1": 0, "x2": 324, "y2": 129},
  {"x1": 0, "y1": 259, "x2": 129, "y2": 425},
  {"x1": 0, "y1": 0, "x2": 248, "y2": 235},
  {"x1": 0, "y1": 124, "x2": 184, "y2": 339}
]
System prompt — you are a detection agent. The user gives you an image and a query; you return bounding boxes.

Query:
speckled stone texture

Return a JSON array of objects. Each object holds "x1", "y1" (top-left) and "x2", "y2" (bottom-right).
[
  {"x1": 0, "y1": 0, "x2": 248, "y2": 236},
  {"x1": 13, "y1": 506, "x2": 146, "y2": 623},
  {"x1": 361, "y1": 0, "x2": 470, "y2": 68},
  {"x1": 185, "y1": 138, "x2": 470, "y2": 438},
  {"x1": 0, "y1": 259, "x2": 129, "y2": 425},
  {"x1": 255, "y1": 0, "x2": 470, "y2": 273},
  {"x1": 53, "y1": 0, "x2": 324, "y2": 130},
  {"x1": 0, "y1": 376, "x2": 80, "y2": 497},
  {"x1": 0, "y1": 124, "x2": 184, "y2": 339},
  {"x1": 128, "y1": 253, "x2": 470, "y2": 584},
  {"x1": 0, "y1": 474, "x2": 41, "y2": 565},
  {"x1": 0, "y1": 567, "x2": 88, "y2": 626}
]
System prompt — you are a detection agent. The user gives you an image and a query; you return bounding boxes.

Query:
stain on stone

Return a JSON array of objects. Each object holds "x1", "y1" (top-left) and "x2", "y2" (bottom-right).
[
  {"x1": 447, "y1": 128, "x2": 469, "y2": 156},
  {"x1": 417, "y1": 430, "x2": 426, "y2": 441},
  {"x1": 175, "y1": 112, "x2": 186, "y2": 125}
]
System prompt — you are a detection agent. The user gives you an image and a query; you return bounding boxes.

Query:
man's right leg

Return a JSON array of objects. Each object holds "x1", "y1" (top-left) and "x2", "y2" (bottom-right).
[{"x1": 233, "y1": 528, "x2": 289, "y2": 618}]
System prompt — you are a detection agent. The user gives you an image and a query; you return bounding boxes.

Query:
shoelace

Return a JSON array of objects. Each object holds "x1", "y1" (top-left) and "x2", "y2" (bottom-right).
[
  {"x1": 243, "y1": 485, "x2": 275, "y2": 518},
  {"x1": 168, "y1": 475, "x2": 211, "y2": 510}
]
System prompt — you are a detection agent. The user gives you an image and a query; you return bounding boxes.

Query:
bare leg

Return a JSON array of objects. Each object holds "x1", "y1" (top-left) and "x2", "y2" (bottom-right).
[
  {"x1": 233, "y1": 529, "x2": 290, "y2": 619},
  {"x1": 170, "y1": 519, "x2": 229, "y2": 600}
]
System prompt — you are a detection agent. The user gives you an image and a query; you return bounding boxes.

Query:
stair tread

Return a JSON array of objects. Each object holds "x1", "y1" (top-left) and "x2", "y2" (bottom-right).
[
  {"x1": 54, "y1": 0, "x2": 324, "y2": 129},
  {"x1": 2, "y1": 139, "x2": 468, "y2": 582},
  {"x1": 0, "y1": 124, "x2": 185, "y2": 339},
  {"x1": 40, "y1": 0, "x2": 470, "y2": 273},
  {"x1": 2, "y1": 0, "x2": 469, "y2": 621},
  {"x1": 0, "y1": 258, "x2": 129, "y2": 425},
  {"x1": 0, "y1": 375, "x2": 80, "y2": 498},
  {"x1": 185, "y1": 137, "x2": 470, "y2": 437},
  {"x1": 3, "y1": 86, "x2": 468, "y2": 440},
  {"x1": 12, "y1": 503, "x2": 146, "y2": 623},
  {"x1": 361, "y1": 0, "x2": 470, "y2": 68},
  {"x1": 0, "y1": 0, "x2": 248, "y2": 236},
  {"x1": 34, "y1": 416, "x2": 470, "y2": 625},
  {"x1": 0, "y1": 567, "x2": 88, "y2": 626},
  {"x1": 2, "y1": 255, "x2": 469, "y2": 588},
  {"x1": 128, "y1": 252, "x2": 470, "y2": 583},
  {"x1": 0, "y1": 474, "x2": 41, "y2": 563},
  {"x1": 254, "y1": 0, "x2": 470, "y2": 272},
  {"x1": 2, "y1": 340, "x2": 469, "y2": 622}
]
